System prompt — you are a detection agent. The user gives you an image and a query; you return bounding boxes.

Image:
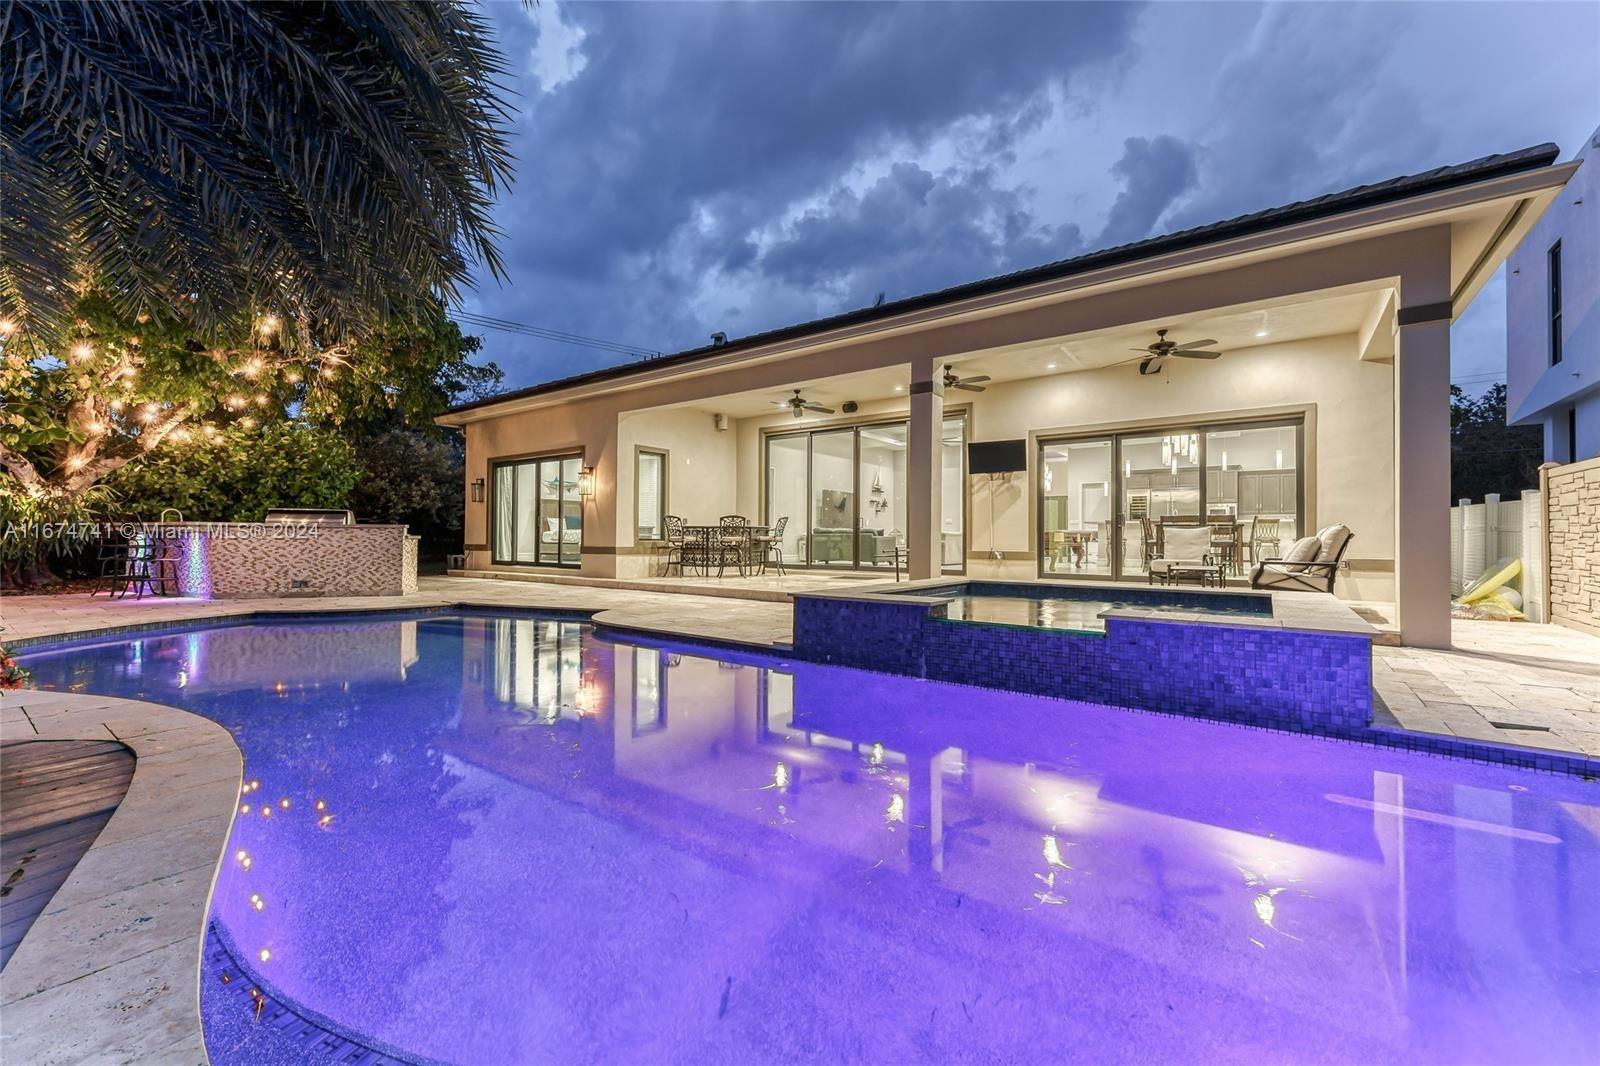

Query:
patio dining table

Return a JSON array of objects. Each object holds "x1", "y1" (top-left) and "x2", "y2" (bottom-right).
[{"x1": 680, "y1": 523, "x2": 771, "y2": 576}]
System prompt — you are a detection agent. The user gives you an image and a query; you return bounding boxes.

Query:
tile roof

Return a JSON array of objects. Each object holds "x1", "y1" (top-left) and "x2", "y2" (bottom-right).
[{"x1": 448, "y1": 142, "x2": 1560, "y2": 415}]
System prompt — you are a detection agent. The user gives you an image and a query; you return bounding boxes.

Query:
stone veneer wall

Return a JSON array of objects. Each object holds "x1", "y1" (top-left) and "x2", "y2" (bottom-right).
[
  {"x1": 168, "y1": 525, "x2": 419, "y2": 598},
  {"x1": 793, "y1": 594, "x2": 1372, "y2": 735},
  {"x1": 1543, "y1": 456, "x2": 1600, "y2": 635}
]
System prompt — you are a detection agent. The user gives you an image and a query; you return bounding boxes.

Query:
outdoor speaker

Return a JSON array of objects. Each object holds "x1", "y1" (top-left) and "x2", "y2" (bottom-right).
[{"x1": 841, "y1": 401, "x2": 859, "y2": 414}]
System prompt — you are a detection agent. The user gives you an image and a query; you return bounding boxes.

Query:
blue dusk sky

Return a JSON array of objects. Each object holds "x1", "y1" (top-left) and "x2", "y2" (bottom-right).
[{"x1": 460, "y1": 1, "x2": 1600, "y2": 396}]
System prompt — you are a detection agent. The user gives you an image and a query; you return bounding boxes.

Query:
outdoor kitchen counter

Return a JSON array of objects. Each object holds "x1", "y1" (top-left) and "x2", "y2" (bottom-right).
[{"x1": 163, "y1": 523, "x2": 419, "y2": 599}]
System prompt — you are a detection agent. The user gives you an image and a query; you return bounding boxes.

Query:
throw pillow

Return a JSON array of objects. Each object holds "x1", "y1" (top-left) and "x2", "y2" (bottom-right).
[{"x1": 1283, "y1": 535, "x2": 1322, "y2": 572}]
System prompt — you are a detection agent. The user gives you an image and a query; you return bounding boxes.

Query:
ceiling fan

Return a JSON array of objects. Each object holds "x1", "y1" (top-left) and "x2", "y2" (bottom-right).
[
  {"x1": 942, "y1": 364, "x2": 990, "y2": 392},
  {"x1": 773, "y1": 388, "x2": 835, "y2": 418},
  {"x1": 1133, "y1": 329, "x2": 1222, "y2": 376}
]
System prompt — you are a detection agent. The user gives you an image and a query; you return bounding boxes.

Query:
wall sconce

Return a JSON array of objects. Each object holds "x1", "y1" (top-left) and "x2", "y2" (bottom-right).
[
  {"x1": 577, "y1": 466, "x2": 596, "y2": 497},
  {"x1": 470, "y1": 478, "x2": 485, "y2": 503}
]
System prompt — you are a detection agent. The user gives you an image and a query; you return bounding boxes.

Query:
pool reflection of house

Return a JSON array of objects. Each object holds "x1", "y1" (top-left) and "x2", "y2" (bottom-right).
[
  {"x1": 439, "y1": 145, "x2": 1579, "y2": 648},
  {"x1": 430, "y1": 618, "x2": 1596, "y2": 1028}
]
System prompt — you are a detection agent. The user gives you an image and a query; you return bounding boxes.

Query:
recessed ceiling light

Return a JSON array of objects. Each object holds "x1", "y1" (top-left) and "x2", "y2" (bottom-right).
[
  {"x1": 893, "y1": 385, "x2": 903, "y2": 392},
  {"x1": 1046, "y1": 362, "x2": 1057, "y2": 370},
  {"x1": 1254, "y1": 330, "x2": 1269, "y2": 338}
]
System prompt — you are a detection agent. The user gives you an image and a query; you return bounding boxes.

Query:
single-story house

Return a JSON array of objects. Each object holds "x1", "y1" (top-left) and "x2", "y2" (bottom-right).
[{"x1": 438, "y1": 143, "x2": 1578, "y2": 648}]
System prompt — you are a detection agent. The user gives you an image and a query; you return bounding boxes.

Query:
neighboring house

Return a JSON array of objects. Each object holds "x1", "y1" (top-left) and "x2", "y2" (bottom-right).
[
  {"x1": 1507, "y1": 125, "x2": 1598, "y2": 462},
  {"x1": 439, "y1": 145, "x2": 1578, "y2": 648}
]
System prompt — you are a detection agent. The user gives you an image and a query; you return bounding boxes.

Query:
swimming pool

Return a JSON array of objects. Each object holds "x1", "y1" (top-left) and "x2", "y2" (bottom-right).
[
  {"x1": 21, "y1": 613, "x2": 1600, "y2": 1063},
  {"x1": 941, "y1": 586, "x2": 1270, "y2": 633}
]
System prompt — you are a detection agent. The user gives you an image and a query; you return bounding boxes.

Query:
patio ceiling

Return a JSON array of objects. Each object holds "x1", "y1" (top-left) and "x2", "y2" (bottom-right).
[{"x1": 664, "y1": 283, "x2": 1390, "y2": 420}]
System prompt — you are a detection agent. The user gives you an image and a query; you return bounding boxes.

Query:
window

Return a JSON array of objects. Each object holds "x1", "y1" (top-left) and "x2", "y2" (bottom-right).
[
  {"x1": 636, "y1": 449, "x2": 667, "y2": 540},
  {"x1": 1550, "y1": 241, "x2": 1563, "y2": 365},
  {"x1": 1570, "y1": 407, "x2": 1579, "y2": 463},
  {"x1": 491, "y1": 453, "x2": 582, "y2": 567}
]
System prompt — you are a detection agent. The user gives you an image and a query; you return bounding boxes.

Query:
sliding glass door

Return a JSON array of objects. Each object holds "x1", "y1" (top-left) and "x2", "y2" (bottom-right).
[
  {"x1": 765, "y1": 416, "x2": 965, "y2": 571},
  {"x1": 1039, "y1": 417, "x2": 1302, "y2": 582},
  {"x1": 492, "y1": 453, "x2": 583, "y2": 567}
]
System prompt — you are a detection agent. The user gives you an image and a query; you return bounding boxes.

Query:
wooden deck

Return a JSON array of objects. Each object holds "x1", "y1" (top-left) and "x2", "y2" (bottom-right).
[{"x1": 1, "y1": 738, "x2": 136, "y2": 970}]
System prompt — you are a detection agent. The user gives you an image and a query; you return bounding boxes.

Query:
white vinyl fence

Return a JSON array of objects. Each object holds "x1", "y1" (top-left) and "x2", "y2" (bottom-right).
[{"x1": 1448, "y1": 489, "x2": 1545, "y2": 622}]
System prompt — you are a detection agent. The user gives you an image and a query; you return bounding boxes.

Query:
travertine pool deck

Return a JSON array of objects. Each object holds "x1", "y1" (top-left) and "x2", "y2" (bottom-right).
[{"x1": 0, "y1": 689, "x2": 241, "y2": 1064}]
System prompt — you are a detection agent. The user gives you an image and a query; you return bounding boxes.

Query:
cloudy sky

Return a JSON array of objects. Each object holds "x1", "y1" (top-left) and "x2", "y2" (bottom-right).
[{"x1": 459, "y1": 1, "x2": 1599, "y2": 395}]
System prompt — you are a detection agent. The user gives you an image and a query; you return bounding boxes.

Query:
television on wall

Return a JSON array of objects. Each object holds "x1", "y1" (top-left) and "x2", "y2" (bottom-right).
[{"x1": 968, "y1": 439, "x2": 1027, "y2": 474}]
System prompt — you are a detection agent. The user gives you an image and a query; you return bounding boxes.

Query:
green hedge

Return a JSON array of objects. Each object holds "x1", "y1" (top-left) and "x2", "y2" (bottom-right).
[{"x1": 106, "y1": 423, "x2": 360, "y2": 522}]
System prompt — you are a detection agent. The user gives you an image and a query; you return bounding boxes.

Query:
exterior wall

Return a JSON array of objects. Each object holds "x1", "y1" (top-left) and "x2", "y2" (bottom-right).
[
  {"x1": 1508, "y1": 126, "x2": 1599, "y2": 461},
  {"x1": 1543, "y1": 455, "x2": 1600, "y2": 634},
  {"x1": 614, "y1": 407, "x2": 739, "y2": 577}
]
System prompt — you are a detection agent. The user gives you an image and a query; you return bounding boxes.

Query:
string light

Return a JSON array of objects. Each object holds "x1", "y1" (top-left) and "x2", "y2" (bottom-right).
[
  {"x1": 242, "y1": 359, "x2": 263, "y2": 379},
  {"x1": 225, "y1": 395, "x2": 245, "y2": 410},
  {"x1": 0, "y1": 318, "x2": 17, "y2": 335},
  {"x1": 70, "y1": 342, "x2": 94, "y2": 361},
  {"x1": 110, "y1": 400, "x2": 123, "y2": 412},
  {"x1": 86, "y1": 420, "x2": 105, "y2": 433},
  {"x1": 240, "y1": 417, "x2": 256, "y2": 429},
  {"x1": 253, "y1": 393, "x2": 268, "y2": 406},
  {"x1": 65, "y1": 455, "x2": 86, "y2": 470},
  {"x1": 258, "y1": 314, "x2": 281, "y2": 336},
  {"x1": 285, "y1": 370, "x2": 302, "y2": 385}
]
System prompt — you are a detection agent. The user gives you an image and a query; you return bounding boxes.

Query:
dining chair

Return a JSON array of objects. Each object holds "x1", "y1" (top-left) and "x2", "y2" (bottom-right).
[
  {"x1": 717, "y1": 515, "x2": 751, "y2": 576},
  {"x1": 752, "y1": 516, "x2": 788, "y2": 575},
  {"x1": 1247, "y1": 516, "x2": 1282, "y2": 565},
  {"x1": 660, "y1": 515, "x2": 686, "y2": 576}
]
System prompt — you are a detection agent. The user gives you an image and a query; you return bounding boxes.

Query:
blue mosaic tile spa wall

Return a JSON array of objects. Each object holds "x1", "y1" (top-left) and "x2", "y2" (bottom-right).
[{"x1": 792, "y1": 593, "x2": 1372, "y2": 735}]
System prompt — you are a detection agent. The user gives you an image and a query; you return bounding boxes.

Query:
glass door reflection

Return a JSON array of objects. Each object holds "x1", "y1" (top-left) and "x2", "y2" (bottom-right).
[{"x1": 808, "y1": 428, "x2": 857, "y2": 567}]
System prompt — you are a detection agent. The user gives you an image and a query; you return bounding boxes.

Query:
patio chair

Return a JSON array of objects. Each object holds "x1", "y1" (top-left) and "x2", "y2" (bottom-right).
[
  {"x1": 1206, "y1": 514, "x2": 1241, "y2": 575},
  {"x1": 1147, "y1": 522, "x2": 1216, "y2": 585},
  {"x1": 659, "y1": 515, "x2": 687, "y2": 576},
  {"x1": 716, "y1": 515, "x2": 751, "y2": 577},
  {"x1": 751, "y1": 516, "x2": 788, "y2": 575},
  {"x1": 1249, "y1": 524, "x2": 1353, "y2": 594},
  {"x1": 1246, "y1": 516, "x2": 1282, "y2": 564}
]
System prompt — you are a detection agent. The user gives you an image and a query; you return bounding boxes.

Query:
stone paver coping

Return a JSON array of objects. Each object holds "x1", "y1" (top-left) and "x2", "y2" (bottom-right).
[{"x1": 0, "y1": 690, "x2": 242, "y2": 1065}]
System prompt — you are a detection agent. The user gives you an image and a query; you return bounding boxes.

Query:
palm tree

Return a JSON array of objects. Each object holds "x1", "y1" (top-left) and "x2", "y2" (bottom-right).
[{"x1": 0, "y1": 1, "x2": 514, "y2": 339}]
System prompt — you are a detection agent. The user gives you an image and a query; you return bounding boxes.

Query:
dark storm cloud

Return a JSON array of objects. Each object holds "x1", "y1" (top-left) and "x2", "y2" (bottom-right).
[
  {"x1": 462, "y1": 1, "x2": 1598, "y2": 389},
  {"x1": 1098, "y1": 135, "x2": 1200, "y2": 247},
  {"x1": 471, "y1": 1, "x2": 1143, "y2": 382}
]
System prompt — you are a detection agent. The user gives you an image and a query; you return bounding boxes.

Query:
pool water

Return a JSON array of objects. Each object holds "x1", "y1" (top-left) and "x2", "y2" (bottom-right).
[
  {"x1": 21, "y1": 614, "x2": 1600, "y2": 1064},
  {"x1": 943, "y1": 593, "x2": 1264, "y2": 632}
]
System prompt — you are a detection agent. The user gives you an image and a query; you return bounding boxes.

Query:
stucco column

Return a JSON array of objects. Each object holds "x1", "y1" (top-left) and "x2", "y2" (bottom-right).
[
  {"x1": 907, "y1": 357, "x2": 945, "y2": 580},
  {"x1": 1394, "y1": 314, "x2": 1452, "y2": 648}
]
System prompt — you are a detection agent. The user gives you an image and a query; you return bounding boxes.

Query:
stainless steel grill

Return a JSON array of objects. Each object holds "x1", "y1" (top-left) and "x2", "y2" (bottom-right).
[{"x1": 261, "y1": 508, "x2": 355, "y2": 526}]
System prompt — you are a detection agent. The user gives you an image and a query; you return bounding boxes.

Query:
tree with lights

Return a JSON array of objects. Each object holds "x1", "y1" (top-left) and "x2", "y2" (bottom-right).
[{"x1": 0, "y1": 0, "x2": 513, "y2": 579}]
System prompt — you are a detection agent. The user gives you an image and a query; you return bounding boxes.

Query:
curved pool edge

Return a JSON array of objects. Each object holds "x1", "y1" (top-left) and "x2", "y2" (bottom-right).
[{"x1": 0, "y1": 689, "x2": 243, "y2": 1065}]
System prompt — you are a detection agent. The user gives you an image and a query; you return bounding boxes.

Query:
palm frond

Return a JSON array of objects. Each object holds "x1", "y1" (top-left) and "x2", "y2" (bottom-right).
[{"x1": 0, "y1": 1, "x2": 515, "y2": 340}]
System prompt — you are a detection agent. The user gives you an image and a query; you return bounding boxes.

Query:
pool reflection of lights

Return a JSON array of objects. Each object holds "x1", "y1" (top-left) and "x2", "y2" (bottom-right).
[
  {"x1": 1042, "y1": 835, "x2": 1070, "y2": 868},
  {"x1": 772, "y1": 762, "x2": 791, "y2": 790},
  {"x1": 885, "y1": 794, "x2": 906, "y2": 823}
]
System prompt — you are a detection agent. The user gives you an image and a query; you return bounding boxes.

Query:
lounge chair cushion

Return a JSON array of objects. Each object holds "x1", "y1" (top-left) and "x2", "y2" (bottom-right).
[
  {"x1": 1314, "y1": 524, "x2": 1352, "y2": 564},
  {"x1": 1282, "y1": 535, "x2": 1322, "y2": 573}
]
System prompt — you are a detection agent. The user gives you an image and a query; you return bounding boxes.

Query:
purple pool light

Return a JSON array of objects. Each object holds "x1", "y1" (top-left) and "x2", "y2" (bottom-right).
[{"x1": 21, "y1": 614, "x2": 1600, "y2": 1064}]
